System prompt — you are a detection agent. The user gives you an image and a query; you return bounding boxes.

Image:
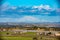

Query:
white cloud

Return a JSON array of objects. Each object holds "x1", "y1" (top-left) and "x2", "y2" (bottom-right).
[
  {"x1": 18, "y1": 16, "x2": 40, "y2": 23},
  {"x1": 38, "y1": 4, "x2": 44, "y2": 10},
  {"x1": 18, "y1": 10, "x2": 36, "y2": 13},
  {"x1": 29, "y1": 10, "x2": 37, "y2": 13},
  {"x1": 32, "y1": 6, "x2": 38, "y2": 8},
  {"x1": 1, "y1": 2, "x2": 10, "y2": 11},
  {"x1": 11, "y1": 6, "x2": 17, "y2": 10},
  {"x1": 32, "y1": 4, "x2": 52, "y2": 10},
  {"x1": 43, "y1": 5, "x2": 52, "y2": 10},
  {"x1": 18, "y1": 16, "x2": 55, "y2": 22}
]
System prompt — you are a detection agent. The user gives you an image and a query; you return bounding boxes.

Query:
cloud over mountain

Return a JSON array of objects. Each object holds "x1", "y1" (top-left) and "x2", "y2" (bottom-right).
[{"x1": 18, "y1": 16, "x2": 40, "y2": 23}]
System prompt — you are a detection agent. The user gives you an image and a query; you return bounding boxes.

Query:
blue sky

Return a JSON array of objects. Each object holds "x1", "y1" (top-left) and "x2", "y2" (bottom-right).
[
  {"x1": 0, "y1": 0, "x2": 60, "y2": 23},
  {"x1": 2, "y1": 0, "x2": 58, "y2": 7}
]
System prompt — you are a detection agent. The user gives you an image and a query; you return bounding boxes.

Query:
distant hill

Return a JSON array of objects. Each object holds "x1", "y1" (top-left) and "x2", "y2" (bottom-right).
[{"x1": 0, "y1": 22, "x2": 60, "y2": 27}]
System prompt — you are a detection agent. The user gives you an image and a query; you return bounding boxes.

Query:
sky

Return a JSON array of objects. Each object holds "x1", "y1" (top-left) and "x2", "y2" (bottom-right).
[
  {"x1": 0, "y1": 0, "x2": 60, "y2": 23},
  {"x1": 1, "y1": 0, "x2": 59, "y2": 8}
]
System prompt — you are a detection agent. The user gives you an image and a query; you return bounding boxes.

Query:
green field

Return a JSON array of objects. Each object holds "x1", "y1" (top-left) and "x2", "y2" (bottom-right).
[
  {"x1": 0, "y1": 36, "x2": 32, "y2": 40},
  {"x1": 0, "y1": 36, "x2": 58, "y2": 40},
  {"x1": 0, "y1": 31, "x2": 59, "y2": 40}
]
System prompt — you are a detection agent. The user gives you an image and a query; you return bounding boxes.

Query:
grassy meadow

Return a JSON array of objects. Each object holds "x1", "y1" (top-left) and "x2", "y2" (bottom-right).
[{"x1": 0, "y1": 31, "x2": 59, "y2": 40}]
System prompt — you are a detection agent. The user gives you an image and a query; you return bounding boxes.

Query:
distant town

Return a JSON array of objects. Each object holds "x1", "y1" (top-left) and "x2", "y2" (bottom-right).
[{"x1": 0, "y1": 22, "x2": 60, "y2": 40}]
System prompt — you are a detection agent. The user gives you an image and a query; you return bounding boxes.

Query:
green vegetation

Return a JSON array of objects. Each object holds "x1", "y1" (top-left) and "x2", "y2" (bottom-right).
[
  {"x1": 0, "y1": 36, "x2": 58, "y2": 40},
  {"x1": 0, "y1": 36, "x2": 32, "y2": 40},
  {"x1": 24, "y1": 32, "x2": 36, "y2": 35},
  {"x1": 0, "y1": 31, "x2": 59, "y2": 40}
]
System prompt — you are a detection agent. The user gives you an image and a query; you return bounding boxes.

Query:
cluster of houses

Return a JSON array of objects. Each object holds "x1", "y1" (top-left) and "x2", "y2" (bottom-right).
[
  {"x1": 0, "y1": 26, "x2": 60, "y2": 31},
  {"x1": 0, "y1": 25, "x2": 60, "y2": 37}
]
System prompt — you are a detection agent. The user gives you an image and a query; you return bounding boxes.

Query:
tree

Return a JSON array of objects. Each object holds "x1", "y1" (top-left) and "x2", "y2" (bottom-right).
[{"x1": 33, "y1": 26, "x2": 38, "y2": 30}]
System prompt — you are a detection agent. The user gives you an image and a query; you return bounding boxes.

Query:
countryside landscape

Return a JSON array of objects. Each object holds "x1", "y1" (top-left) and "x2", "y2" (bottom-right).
[
  {"x1": 0, "y1": 22, "x2": 60, "y2": 40},
  {"x1": 0, "y1": 0, "x2": 60, "y2": 40}
]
